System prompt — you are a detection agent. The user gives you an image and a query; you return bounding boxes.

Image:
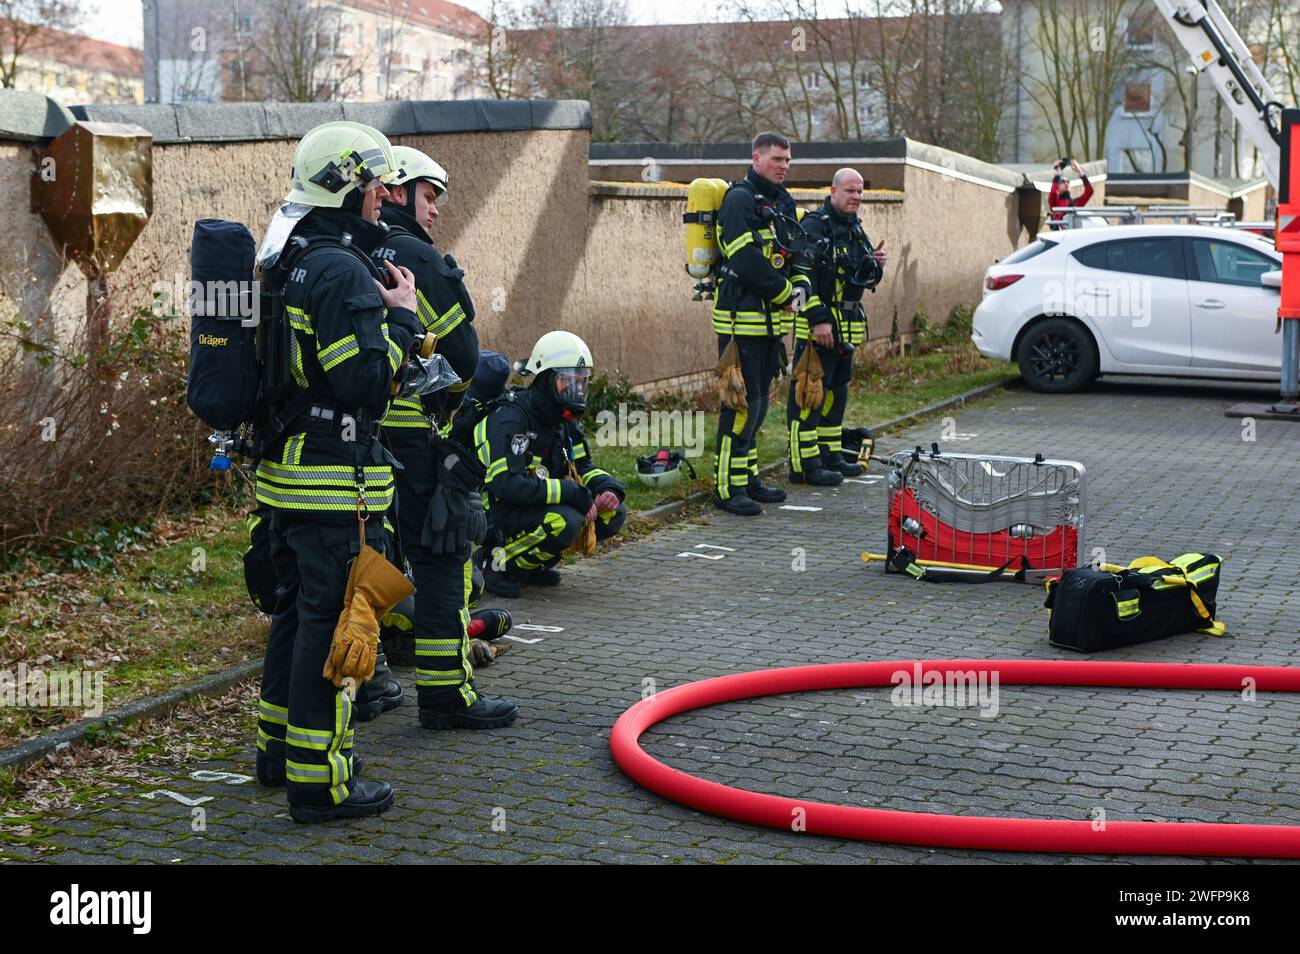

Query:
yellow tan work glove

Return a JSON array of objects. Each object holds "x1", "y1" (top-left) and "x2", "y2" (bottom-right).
[
  {"x1": 324, "y1": 543, "x2": 415, "y2": 689},
  {"x1": 793, "y1": 343, "x2": 825, "y2": 411},
  {"x1": 564, "y1": 459, "x2": 600, "y2": 557},
  {"x1": 470, "y1": 638, "x2": 511, "y2": 667},
  {"x1": 715, "y1": 336, "x2": 748, "y2": 412}
]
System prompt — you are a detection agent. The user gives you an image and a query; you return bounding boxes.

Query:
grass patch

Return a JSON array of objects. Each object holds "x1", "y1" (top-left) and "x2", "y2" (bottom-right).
[{"x1": 0, "y1": 506, "x2": 266, "y2": 748}]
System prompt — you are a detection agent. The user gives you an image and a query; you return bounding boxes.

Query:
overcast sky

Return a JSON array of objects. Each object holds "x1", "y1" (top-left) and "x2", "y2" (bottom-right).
[{"x1": 82, "y1": 0, "x2": 721, "y2": 49}]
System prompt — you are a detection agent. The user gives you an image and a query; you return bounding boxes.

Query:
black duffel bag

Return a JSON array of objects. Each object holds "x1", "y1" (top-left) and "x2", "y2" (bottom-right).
[{"x1": 1045, "y1": 553, "x2": 1225, "y2": 652}]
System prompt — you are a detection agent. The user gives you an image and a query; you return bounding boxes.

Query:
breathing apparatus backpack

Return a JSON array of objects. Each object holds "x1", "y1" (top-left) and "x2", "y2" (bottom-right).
[
  {"x1": 682, "y1": 177, "x2": 814, "y2": 300},
  {"x1": 682, "y1": 178, "x2": 728, "y2": 300},
  {"x1": 186, "y1": 216, "x2": 352, "y2": 470},
  {"x1": 186, "y1": 219, "x2": 260, "y2": 466}
]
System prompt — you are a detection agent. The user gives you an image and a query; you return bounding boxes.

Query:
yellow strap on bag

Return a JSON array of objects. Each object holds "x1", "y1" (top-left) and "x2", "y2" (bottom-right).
[{"x1": 1126, "y1": 555, "x2": 1226, "y2": 637}]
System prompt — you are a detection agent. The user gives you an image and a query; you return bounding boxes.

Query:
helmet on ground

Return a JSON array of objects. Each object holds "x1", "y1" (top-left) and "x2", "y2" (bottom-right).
[
  {"x1": 286, "y1": 121, "x2": 398, "y2": 209},
  {"x1": 389, "y1": 145, "x2": 450, "y2": 206},
  {"x1": 520, "y1": 331, "x2": 593, "y2": 418},
  {"x1": 636, "y1": 448, "x2": 697, "y2": 488}
]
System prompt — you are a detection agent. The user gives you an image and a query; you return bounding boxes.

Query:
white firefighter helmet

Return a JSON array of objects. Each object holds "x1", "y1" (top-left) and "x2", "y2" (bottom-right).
[
  {"x1": 520, "y1": 330, "x2": 593, "y2": 377},
  {"x1": 636, "y1": 448, "x2": 696, "y2": 488},
  {"x1": 390, "y1": 145, "x2": 450, "y2": 206},
  {"x1": 521, "y1": 330, "x2": 594, "y2": 417},
  {"x1": 285, "y1": 121, "x2": 398, "y2": 209}
]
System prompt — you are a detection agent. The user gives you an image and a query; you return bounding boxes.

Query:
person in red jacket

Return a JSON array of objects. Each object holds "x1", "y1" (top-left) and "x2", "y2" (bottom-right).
[{"x1": 1047, "y1": 158, "x2": 1094, "y2": 230}]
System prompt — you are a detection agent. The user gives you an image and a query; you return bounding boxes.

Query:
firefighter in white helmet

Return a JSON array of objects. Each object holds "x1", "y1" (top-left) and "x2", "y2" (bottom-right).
[
  {"x1": 254, "y1": 120, "x2": 422, "y2": 823},
  {"x1": 472, "y1": 331, "x2": 627, "y2": 598},
  {"x1": 370, "y1": 144, "x2": 518, "y2": 730}
]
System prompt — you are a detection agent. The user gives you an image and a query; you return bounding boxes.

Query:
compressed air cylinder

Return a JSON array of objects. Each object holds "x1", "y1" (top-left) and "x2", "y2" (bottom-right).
[{"x1": 684, "y1": 178, "x2": 729, "y2": 279}]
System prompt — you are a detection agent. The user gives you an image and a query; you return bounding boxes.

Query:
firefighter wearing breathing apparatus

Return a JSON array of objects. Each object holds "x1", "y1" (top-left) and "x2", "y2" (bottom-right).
[
  {"x1": 253, "y1": 121, "x2": 421, "y2": 823},
  {"x1": 711, "y1": 132, "x2": 811, "y2": 516},
  {"x1": 787, "y1": 167, "x2": 886, "y2": 485},
  {"x1": 372, "y1": 145, "x2": 517, "y2": 731},
  {"x1": 474, "y1": 332, "x2": 627, "y2": 598}
]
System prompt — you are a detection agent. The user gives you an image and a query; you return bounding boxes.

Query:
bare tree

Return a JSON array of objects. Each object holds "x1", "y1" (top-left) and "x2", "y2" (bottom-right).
[
  {"x1": 0, "y1": 0, "x2": 85, "y2": 88},
  {"x1": 1015, "y1": 0, "x2": 1138, "y2": 161},
  {"x1": 474, "y1": 0, "x2": 527, "y2": 99},
  {"x1": 250, "y1": 0, "x2": 370, "y2": 103}
]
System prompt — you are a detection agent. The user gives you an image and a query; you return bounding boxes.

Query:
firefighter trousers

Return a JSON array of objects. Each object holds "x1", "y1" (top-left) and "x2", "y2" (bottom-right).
[
  {"x1": 384, "y1": 428, "x2": 478, "y2": 710},
  {"x1": 258, "y1": 512, "x2": 391, "y2": 808},
  {"x1": 493, "y1": 503, "x2": 627, "y2": 572},
  {"x1": 786, "y1": 339, "x2": 853, "y2": 472},
  {"x1": 715, "y1": 333, "x2": 782, "y2": 499}
]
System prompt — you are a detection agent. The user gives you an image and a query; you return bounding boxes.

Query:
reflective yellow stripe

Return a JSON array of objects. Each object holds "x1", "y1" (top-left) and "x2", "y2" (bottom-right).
[
  {"x1": 286, "y1": 724, "x2": 332, "y2": 751},
  {"x1": 318, "y1": 334, "x2": 360, "y2": 372},
  {"x1": 286, "y1": 305, "x2": 313, "y2": 335},
  {"x1": 723, "y1": 231, "x2": 754, "y2": 257},
  {"x1": 429, "y1": 302, "x2": 465, "y2": 337},
  {"x1": 381, "y1": 397, "x2": 431, "y2": 429},
  {"x1": 258, "y1": 699, "x2": 288, "y2": 725}
]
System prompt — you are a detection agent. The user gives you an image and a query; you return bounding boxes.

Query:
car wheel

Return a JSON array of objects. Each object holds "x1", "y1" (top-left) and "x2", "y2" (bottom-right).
[{"x1": 1016, "y1": 318, "x2": 1098, "y2": 393}]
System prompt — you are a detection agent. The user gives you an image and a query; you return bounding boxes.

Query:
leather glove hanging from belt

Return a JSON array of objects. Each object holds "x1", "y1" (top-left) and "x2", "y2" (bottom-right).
[
  {"x1": 325, "y1": 521, "x2": 415, "y2": 692},
  {"x1": 793, "y1": 340, "x2": 825, "y2": 410},
  {"x1": 422, "y1": 437, "x2": 487, "y2": 558}
]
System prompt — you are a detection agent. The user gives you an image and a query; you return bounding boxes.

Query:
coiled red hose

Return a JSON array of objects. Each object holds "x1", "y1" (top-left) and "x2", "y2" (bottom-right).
[{"x1": 609, "y1": 660, "x2": 1300, "y2": 858}]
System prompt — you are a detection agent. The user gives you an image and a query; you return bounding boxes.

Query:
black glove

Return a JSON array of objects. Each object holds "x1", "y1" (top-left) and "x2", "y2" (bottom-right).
[
  {"x1": 421, "y1": 439, "x2": 486, "y2": 557},
  {"x1": 560, "y1": 479, "x2": 593, "y2": 514},
  {"x1": 466, "y1": 492, "x2": 487, "y2": 547}
]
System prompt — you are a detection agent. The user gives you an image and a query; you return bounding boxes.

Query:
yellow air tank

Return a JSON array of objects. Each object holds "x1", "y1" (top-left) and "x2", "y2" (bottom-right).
[{"x1": 683, "y1": 178, "x2": 729, "y2": 280}]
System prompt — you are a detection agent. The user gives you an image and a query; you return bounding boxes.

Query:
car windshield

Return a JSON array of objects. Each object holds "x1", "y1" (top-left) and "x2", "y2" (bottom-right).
[{"x1": 1000, "y1": 239, "x2": 1057, "y2": 265}]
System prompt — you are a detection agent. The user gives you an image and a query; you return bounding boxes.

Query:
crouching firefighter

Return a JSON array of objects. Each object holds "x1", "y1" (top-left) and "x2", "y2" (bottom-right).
[
  {"x1": 711, "y1": 131, "x2": 811, "y2": 515},
  {"x1": 473, "y1": 332, "x2": 626, "y2": 597},
  {"x1": 373, "y1": 145, "x2": 517, "y2": 731},
  {"x1": 787, "y1": 167, "x2": 885, "y2": 485},
  {"x1": 251, "y1": 120, "x2": 425, "y2": 823}
]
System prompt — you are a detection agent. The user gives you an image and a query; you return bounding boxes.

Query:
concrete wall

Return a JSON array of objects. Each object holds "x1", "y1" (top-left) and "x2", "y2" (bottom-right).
[
  {"x1": 1, "y1": 97, "x2": 594, "y2": 379},
  {"x1": 3, "y1": 97, "x2": 1036, "y2": 393}
]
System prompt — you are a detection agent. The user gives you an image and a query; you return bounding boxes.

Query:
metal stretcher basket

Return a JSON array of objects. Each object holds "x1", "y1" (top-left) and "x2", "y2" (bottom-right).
[{"x1": 884, "y1": 446, "x2": 1086, "y2": 578}]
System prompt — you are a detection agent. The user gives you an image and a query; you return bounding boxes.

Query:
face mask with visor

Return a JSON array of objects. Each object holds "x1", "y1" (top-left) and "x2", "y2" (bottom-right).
[{"x1": 553, "y1": 367, "x2": 591, "y2": 416}]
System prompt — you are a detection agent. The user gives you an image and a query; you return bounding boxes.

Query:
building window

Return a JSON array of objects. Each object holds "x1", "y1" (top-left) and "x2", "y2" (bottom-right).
[
  {"x1": 1124, "y1": 82, "x2": 1151, "y2": 115},
  {"x1": 1126, "y1": 16, "x2": 1154, "y2": 48}
]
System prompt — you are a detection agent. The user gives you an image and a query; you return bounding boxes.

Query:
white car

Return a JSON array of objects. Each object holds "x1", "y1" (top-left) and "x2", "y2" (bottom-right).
[{"x1": 971, "y1": 224, "x2": 1284, "y2": 392}]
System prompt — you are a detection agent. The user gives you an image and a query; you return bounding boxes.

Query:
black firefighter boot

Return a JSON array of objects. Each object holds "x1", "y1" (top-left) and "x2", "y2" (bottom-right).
[
  {"x1": 289, "y1": 778, "x2": 394, "y2": 824},
  {"x1": 353, "y1": 652, "x2": 403, "y2": 722},
  {"x1": 419, "y1": 683, "x2": 519, "y2": 730},
  {"x1": 747, "y1": 475, "x2": 788, "y2": 503}
]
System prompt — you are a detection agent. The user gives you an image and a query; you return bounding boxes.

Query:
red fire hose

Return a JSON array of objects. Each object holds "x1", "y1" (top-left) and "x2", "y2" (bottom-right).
[{"x1": 609, "y1": 660, "x2": 1300, "y2": 858}]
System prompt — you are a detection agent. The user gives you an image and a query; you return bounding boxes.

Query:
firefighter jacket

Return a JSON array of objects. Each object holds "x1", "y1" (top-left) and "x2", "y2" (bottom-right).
[
  {"x1": 711, "y1": 167, "x2": 809, "y2": 338},
  {"x1": 373, "y1": 204, "x2": 477, "y2": 430},
  {"x1": 792, "y1": 197, "x2": 879, "y2": 346},
  {"x1": 472, "y1": 386, "x2": 625, "y2": 516},
  {"x1": 254, "y1": 208, "x2": 422, "y2": 522}
]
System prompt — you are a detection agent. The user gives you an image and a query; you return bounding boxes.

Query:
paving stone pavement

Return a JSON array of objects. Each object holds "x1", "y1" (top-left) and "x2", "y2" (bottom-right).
[{"x1": 14, "y1": 379, "x2": 1300, "y2": 864}]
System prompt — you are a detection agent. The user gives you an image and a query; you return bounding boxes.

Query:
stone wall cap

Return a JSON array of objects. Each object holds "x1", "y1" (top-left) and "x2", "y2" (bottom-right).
[{"x1": 49, "y1": 98, "x2": 590, "y2": 145}]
